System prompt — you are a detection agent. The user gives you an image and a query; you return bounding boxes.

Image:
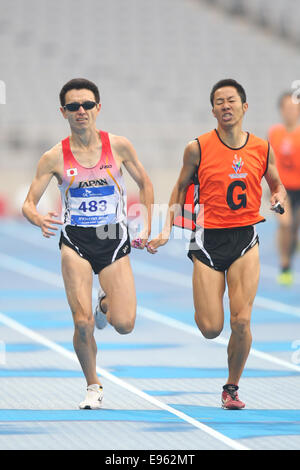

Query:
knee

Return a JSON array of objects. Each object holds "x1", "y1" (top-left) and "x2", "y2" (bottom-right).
[
  {"x1": 201, "y1": 326, "x2": 223, "y2": 339},
  {"x1": 114, "y1": 318, "x2": 135, "y2": 335},
  {"x1": 74, "y1": 313, "x2": 94, "y2": 343},
  {"x1": 110, "y1": 303, "x2": 136, "y2": 335},
  {"x1": 230, "y1": 315, "x2": 250, "y2": 337},
  {"x1": 195, "y1": 312, "x2": 223, "y2": 339},
  {"x1": 279, "y1": 220, "x2": 292, "y2": 231}
]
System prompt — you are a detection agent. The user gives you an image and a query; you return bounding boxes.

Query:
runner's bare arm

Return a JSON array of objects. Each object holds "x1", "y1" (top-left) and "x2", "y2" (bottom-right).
[
  {"x1": 264, "y1": 146, "x2": 287, "y2": 208},
  {"x1": 22, "y1": 147, "x2": 63, "y2": 238},
  {"x1": 114, "y1": 136, "x2": 154, "y2": 246},
  {"x1": 147, "y1": 140, "x2": 200, "y2": 253}
]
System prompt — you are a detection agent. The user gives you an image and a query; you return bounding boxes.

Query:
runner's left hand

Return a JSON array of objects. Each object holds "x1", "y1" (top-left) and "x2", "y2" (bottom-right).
[{"x1": 131, "y1": 228, "x2": 149, "y2": 250}]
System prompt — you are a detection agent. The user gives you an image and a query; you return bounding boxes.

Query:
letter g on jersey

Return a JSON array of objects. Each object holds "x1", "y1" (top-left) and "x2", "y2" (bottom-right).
[{"x1": 226, "y1": 180, "x2": 247, "y2": 210}]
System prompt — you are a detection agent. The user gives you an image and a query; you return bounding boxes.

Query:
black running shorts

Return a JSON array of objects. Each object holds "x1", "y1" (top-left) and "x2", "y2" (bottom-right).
[
  {"x1": 188, "y1": 225, "x2": 259, "y2": 272},
  {"x1": 59, "y1": 223, "x2": 131, "y2": 274}
]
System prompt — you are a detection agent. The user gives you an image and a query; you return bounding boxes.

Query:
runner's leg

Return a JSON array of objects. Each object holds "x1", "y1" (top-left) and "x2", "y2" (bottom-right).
[
  {"x1": 226, "y1": 244, "x2": 260, "y2": 385},
  {"x1": 61, "y1": 244, "x2": 101, "y2": 386},
  {"x1": 98, "y1": 255, "x2": 136, "y2": 335},
  {"x1": 192, "y1": 256, "x2": 226, "y2": 339},
  {"x1": 277, "y1": 195, "x2": 293, "y2": 271}
]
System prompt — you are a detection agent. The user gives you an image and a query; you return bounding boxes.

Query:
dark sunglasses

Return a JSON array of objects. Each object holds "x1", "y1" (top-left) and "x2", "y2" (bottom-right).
[{"x1": 63, "y1": 100, "x2": 97, "y2": 112}]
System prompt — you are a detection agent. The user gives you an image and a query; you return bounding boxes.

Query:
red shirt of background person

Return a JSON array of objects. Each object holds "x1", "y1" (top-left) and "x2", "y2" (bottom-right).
[
  {"x1": 269, "y1": 94, "x2": 300, "y2": 190},
  {"x1": 268, "y1": 92, "x2": 300, "y2": 285}
]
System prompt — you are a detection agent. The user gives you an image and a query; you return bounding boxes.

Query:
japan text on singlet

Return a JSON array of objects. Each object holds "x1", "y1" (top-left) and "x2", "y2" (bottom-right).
[
  {"x1": 59, "y1": 130, "x2": 127, "y2": 229},
  {"x1": 174, "y1": 129, "x2": 269, "y2": 230}
]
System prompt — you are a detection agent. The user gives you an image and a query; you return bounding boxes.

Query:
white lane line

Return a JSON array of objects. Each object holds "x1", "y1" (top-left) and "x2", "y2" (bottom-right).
[
  {"x1": 0, "y1": 252, "x2": 63, "y2": 288},
  {"x1": 2, "y1": 221, "x2": 300, "y2": 282},
  {"x1": 1, "y1": 252, "x2": 300, "y2": 374},
  {"x1": 1, "y1": 222, "x2": 300, "y2": 319},
  {"x1": 138, "y1": 307, "x2": 300, "y2": 373},
  {"x1": 131, "y1": 260, "x2": 300, "y2": 320},
  {"x1": 0, "y1": 314, "x2": 248, "y2": 450}
]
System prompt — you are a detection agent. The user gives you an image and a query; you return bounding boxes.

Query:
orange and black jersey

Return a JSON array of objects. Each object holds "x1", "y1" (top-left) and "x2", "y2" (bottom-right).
[{"x1": 174, "y1": 129, "x2": 269, "y2": 230}]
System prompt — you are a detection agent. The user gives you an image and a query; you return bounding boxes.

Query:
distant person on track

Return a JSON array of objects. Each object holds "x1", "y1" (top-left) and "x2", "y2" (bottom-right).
[
  {"x1": 22, "y1": 78, "x2": 153, "y2": 409},
  {"x1": 268, "y1": 91, "x2": 300, "y2": 286},
  {"x1": 147, "y1": 79, "x2": 286, "y2": 409}
]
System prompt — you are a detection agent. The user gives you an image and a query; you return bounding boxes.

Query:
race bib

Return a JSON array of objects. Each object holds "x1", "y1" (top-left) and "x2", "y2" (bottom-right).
[{"x1": 69, "y1": 185, "x2": 117, "y2": 226}]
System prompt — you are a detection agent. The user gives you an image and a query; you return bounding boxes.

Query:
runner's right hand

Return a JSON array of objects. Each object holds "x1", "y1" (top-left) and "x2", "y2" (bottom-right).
[
  {"x1": 40, "y1": 211, "x2": 63, "y2": 238},
  {"x1": 147, "y1": 231, "x2": 170, "y2": 254}
]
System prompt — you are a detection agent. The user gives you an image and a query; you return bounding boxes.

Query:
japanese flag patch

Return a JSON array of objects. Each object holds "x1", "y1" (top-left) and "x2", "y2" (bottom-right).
[{"x1": 67, "y1": 168, "x2": 78, "y2": 177}]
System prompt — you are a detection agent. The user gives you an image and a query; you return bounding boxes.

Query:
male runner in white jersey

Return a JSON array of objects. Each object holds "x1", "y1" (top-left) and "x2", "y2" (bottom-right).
[{"x1": 22, "y1": 78, "x2": 154, "y2": 409}]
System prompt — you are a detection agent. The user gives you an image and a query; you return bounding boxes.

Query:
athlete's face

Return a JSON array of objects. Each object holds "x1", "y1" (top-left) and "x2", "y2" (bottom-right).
[
  {"x1": 280, "y1": 95, "x2": 300, "y2": 128},
  {"x1": 60, "y1": 88, "x2": 101, "y2": 131},
  {"x1": 212, "y1": 87, "x2": 248, "y2": 128}
]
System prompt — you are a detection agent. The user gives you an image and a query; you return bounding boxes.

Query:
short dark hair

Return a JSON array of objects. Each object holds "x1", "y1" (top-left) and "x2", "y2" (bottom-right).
[
  {"x1": 59, "y1": 78, "x2": 100, "y2": 106},
  {"x1": 210, "y1": 79, "x2": 247, "y2": 106}
]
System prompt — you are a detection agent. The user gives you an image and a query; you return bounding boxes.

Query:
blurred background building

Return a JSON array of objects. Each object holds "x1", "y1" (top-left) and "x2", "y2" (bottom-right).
[{"x1": 0, "y1": 0, "x2": 300, "y2": 216}]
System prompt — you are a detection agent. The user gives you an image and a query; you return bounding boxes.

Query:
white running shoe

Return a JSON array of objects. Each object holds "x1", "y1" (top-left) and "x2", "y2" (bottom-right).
[
  {"x1": 94, "y1": 285, "x2": 107, "y2": 329},
  {"x1": 79, "y1": 384, "x2": 104, "y2": 410}
]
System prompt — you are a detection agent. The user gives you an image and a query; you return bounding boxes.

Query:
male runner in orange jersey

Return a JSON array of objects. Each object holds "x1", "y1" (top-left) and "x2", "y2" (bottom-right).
[
  {"x1": 268, "y1": 92, "x2": 300, "y2": 286},
  {"x1": 22, "y1": 78, "x2": 153, "y2": 409},
  {"x1": 147, "y1": 79, "x2": 286, "y2": 409}
]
